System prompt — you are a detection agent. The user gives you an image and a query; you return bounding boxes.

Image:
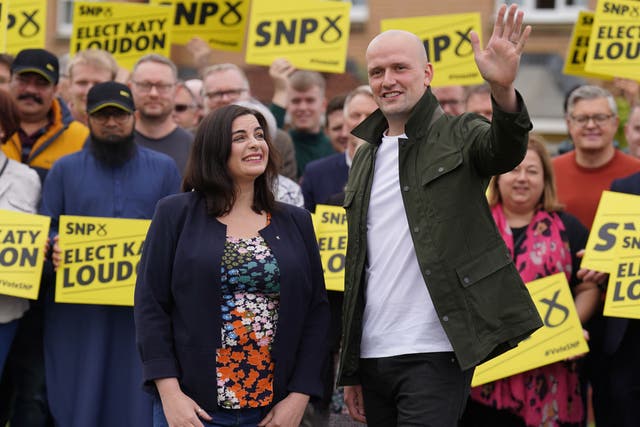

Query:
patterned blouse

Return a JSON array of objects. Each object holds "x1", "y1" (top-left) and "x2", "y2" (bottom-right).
[{"x1": 217, "y1": 235, "x2": 281, "y2": 409}]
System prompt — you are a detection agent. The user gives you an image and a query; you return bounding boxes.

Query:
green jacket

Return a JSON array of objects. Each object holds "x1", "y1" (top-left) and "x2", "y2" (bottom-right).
[{"x1": 338, "y1": 88, "x2": 543, "y2": 385}]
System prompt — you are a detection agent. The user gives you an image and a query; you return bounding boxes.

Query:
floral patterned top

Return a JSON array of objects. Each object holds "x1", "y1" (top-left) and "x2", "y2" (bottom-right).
[{"x1": 217, "y1": 235, "x2": 281, "y2": 409}]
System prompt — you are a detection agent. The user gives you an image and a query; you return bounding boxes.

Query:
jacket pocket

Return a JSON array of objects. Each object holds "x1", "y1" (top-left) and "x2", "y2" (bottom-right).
[
  {"x1": 420, "y1": 151, "x2": 463, "y2": 187},
  {"x1": 455, "y1": 244, "x2": 512, "y2": 287}
]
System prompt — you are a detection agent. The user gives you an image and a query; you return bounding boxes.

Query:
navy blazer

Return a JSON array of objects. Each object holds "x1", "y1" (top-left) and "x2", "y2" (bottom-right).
[
  {"x1": 301, "y1": 152, "x2": 349, "y2": 212},
  {"x1": 605, "y1": 173, "x2": 640, "y2": 354},
  {"x1": 134, "y1": 192, "x2": 329, "y2": 411}
]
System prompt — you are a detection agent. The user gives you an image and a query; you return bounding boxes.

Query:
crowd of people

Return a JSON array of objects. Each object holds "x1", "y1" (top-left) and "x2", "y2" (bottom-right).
[{"x1": 0, "y1": 3, "x2": 639, "y2": 426}]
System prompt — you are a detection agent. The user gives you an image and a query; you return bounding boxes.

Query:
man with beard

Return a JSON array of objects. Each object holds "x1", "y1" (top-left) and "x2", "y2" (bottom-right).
[
  {"x1": 129, "y1": 54, "x2": 193, "y2": 175},
  {"x1": 41, "y1": 82, "x2": 181, "y2": 426},
  {"x1": 2, "y1": 48, "x2": 88, "y2": 182}
]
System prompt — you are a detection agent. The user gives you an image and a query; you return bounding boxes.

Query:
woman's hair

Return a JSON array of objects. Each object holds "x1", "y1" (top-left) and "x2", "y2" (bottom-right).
[
  {"x1": 182, "y1": 105, "x2": 279, "y2": 216},
  {"x1": 488, "y1": 134, "x2": 563, "y2": 212},
  {"x1": 0, "y1": 91, "x2": 21, "y2": 144}
]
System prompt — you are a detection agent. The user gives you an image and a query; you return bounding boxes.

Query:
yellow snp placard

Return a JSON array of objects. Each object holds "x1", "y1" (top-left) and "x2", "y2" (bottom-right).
[
  {"x1": 70, "y1": 2, "x2": 174, "y2": 70},
  {"x1": 245, "y1": 0, "x2": 351, "y2": 74},
  {"x1": 0, "y1": 209, "x2": 50, "y2": 300},
  {"x1": 5, "y1": 0, "x2": 47, "y2": 55},
  {"x1": 0, "y1": 2, "x2": 7, "y2": 52},
  {"x1": 563, "y1": 11, "x2": 612, "y2": 80},
  {"x1": 581, "y1": 191, "x2": 640, "y2": 273},
  {"x1": 603, "y1": 251, "x2": 640, "y2": 319},
  {"x1": 584, "y1": 0, "x2": 640, "y2": 81},
  {"x1": 381, "y1": 13, "x2": 484, "y2": 87},
  {"x1": 55, "y1": 215, "x2": 150, "y2": 306},
  {"x1": 313, "y1": 205, "x2": 347, "y2": 292},
  {"x1": 151, "y1": 0, "x2": 249, "y2": 51},
  {"x1": 472, "y1": 273, "x2": 589, "y2": 387}
]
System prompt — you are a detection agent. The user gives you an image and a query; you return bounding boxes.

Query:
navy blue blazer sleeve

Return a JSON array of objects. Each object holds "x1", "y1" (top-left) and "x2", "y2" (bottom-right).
[{"x1": 134, "y1": 195, "x2": 182, "y2": 384}]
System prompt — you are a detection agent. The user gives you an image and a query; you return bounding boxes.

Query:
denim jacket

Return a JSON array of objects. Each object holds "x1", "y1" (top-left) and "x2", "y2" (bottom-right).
[{"x1": 338, "y1": 88, "x2": 543, "y2": 385}]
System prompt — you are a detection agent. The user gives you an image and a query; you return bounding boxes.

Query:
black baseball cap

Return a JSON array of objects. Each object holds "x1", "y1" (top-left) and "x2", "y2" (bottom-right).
[
  {"x1": 87, "y1": 81, "x2": 136, "y2": 115},
  {"x1": 11, "y1": 49, "x2": 59, "y2": 84}
]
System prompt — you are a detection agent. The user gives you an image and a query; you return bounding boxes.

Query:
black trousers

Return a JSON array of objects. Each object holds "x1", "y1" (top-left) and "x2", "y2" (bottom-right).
[{"x1": 360, "y1": 352, "x2": 474, "y2": 427}]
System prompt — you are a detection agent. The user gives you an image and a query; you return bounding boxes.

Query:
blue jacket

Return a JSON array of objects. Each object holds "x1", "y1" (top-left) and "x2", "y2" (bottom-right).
[
  {"x1": 301, "y1": 152, "x2": 349, "y2": 212},
  {"x1": 134, "y1": 192, "x2": 329, "y2": 411}
]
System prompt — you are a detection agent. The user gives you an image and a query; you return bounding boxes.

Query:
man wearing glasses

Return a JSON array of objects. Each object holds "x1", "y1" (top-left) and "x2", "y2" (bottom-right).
[
  {"x1": 553, "y1": 85, "x2": 640, "y2": 427},
  {"x1": 553, "y1": 85, "x2": 640, "y2": 230},
  {"x1": 41, "y1": 81, "x2": 181, "y2": 426},
  {"x1": 172, "y1": 81, "x2": 201, "y2": 132},
  {"x1": 129, "y1": 54, "x2": 193, "y2": 175}
]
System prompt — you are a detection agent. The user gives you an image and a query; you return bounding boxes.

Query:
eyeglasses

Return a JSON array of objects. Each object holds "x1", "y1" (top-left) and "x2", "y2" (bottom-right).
[
  {"x1": 174, "y1": 104, "x2": 195, "y2": 113},
  {"x1": 569, "y1": 114, "x2": 615, "y2": 127},
  {"x1": 131, "y1": 80, "x2": 175, "y2": 94},
  {"x1": 90, "y1": 109, "x2": 132, "y2": 124},
  {"x1": 203, "y1": 88, "x2": 247, "y2": 101}
]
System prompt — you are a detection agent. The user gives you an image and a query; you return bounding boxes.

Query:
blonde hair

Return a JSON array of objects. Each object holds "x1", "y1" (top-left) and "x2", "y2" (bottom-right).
[
  {"x1": 488, "y1": 134, "x2": 564, "y2": 212},
  {"x1": 68, "y1": 49, "x2": 118, "y2": 81}
]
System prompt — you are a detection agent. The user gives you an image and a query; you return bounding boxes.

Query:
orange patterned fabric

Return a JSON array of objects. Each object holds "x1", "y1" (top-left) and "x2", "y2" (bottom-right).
[{"x1": 217, "y1": 235, "x2": 280, "y2": 409}]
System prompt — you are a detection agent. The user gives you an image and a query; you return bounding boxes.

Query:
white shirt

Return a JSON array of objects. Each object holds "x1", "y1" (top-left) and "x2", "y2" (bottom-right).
[
  {"x1": 360, "y1": 133, "x2": 452, "y2": 358},
  {"x1": 0, "y1": 152, "x2": 41, "y2": 323}
]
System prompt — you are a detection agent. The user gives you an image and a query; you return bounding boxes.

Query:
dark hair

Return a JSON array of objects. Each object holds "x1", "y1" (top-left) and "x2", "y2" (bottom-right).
[
  {"x1": 182, "y1": 105, "x2": 279, "y2": 216},
  {"x1": 0, "y1": 91, "x2": 21, "y2": 144},
  {"x1": 326, "y1": 94, "x2": 346, "y2": 117}
]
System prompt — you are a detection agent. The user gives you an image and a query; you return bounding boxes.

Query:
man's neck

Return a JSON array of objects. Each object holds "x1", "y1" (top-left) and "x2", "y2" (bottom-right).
[
  {"x1": 20, "y1": 117, "x2": 49, "y2": 136},
  {"x1": 575, "y1": 145, "x2": 615, "y2": 169},
  {"x1": 135, "y1": 117, "x2": 177, "y2": 139}
]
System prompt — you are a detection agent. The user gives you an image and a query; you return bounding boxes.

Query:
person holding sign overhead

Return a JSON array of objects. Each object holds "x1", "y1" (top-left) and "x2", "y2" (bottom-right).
[
  {"x1": 338, "y1": 5, "x2": 543, "y2": 426},
  {"x1": 43, "y1": 82, "x2": 181, "y2": 427},
  {"x1": 0, "y1": 91, "x2": 41, "y2": 375},
  {"x1": 135, "y1": 105, "x2": 329, "y2": 427},
  {"x1": 461, "y1": 135, "x2": 599, "y2": 427}
]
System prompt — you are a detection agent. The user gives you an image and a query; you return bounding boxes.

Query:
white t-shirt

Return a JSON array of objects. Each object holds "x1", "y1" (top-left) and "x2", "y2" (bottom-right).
[{"x1": 360, "y1": 133, "x2": 453, "y2": 358}]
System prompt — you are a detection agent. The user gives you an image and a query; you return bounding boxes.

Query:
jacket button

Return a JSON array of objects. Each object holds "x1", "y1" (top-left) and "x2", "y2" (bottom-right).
[
  {"x1": 413, "y1": 226, "x2": 420, "y2": 233},
  {"x1": 403, "y1": 185, "x2": 410, "y2": 192},
  {"x1": 442, "y1": 315, "x2": 449, "y2": 322},
  {"x1": 438, "y1": 167, "x2": 444, "y2": 173},
  {"x1": 424, "y1": 269, "x2": 431, "y2": 276},
  {"x1": 463, "y1": 277, "x2": 470, "y2": 284}
]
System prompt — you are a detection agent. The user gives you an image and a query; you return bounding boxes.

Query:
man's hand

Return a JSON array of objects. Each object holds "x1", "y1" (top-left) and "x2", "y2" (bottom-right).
[
  {"x1": 269, "y1": 58, "x2": 295, "y2": 108},
  {"x1": 344, "y1": 385, "x2": 367, "y2": 423},
  {"x1": 186, "y1": 37, "x2": 214, "y2": 72},
  {"x1": 52, "y1": 235, "x2": 61, "y2": 271},
  {"x1": 470, "y1": 4, "x2": 531, "y2": 111}
]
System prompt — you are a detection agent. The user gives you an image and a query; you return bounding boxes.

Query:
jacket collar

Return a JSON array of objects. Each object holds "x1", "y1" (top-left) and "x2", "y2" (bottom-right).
[{"x1": 352, "y1": 87, "x2": 440, "y2": 145}]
